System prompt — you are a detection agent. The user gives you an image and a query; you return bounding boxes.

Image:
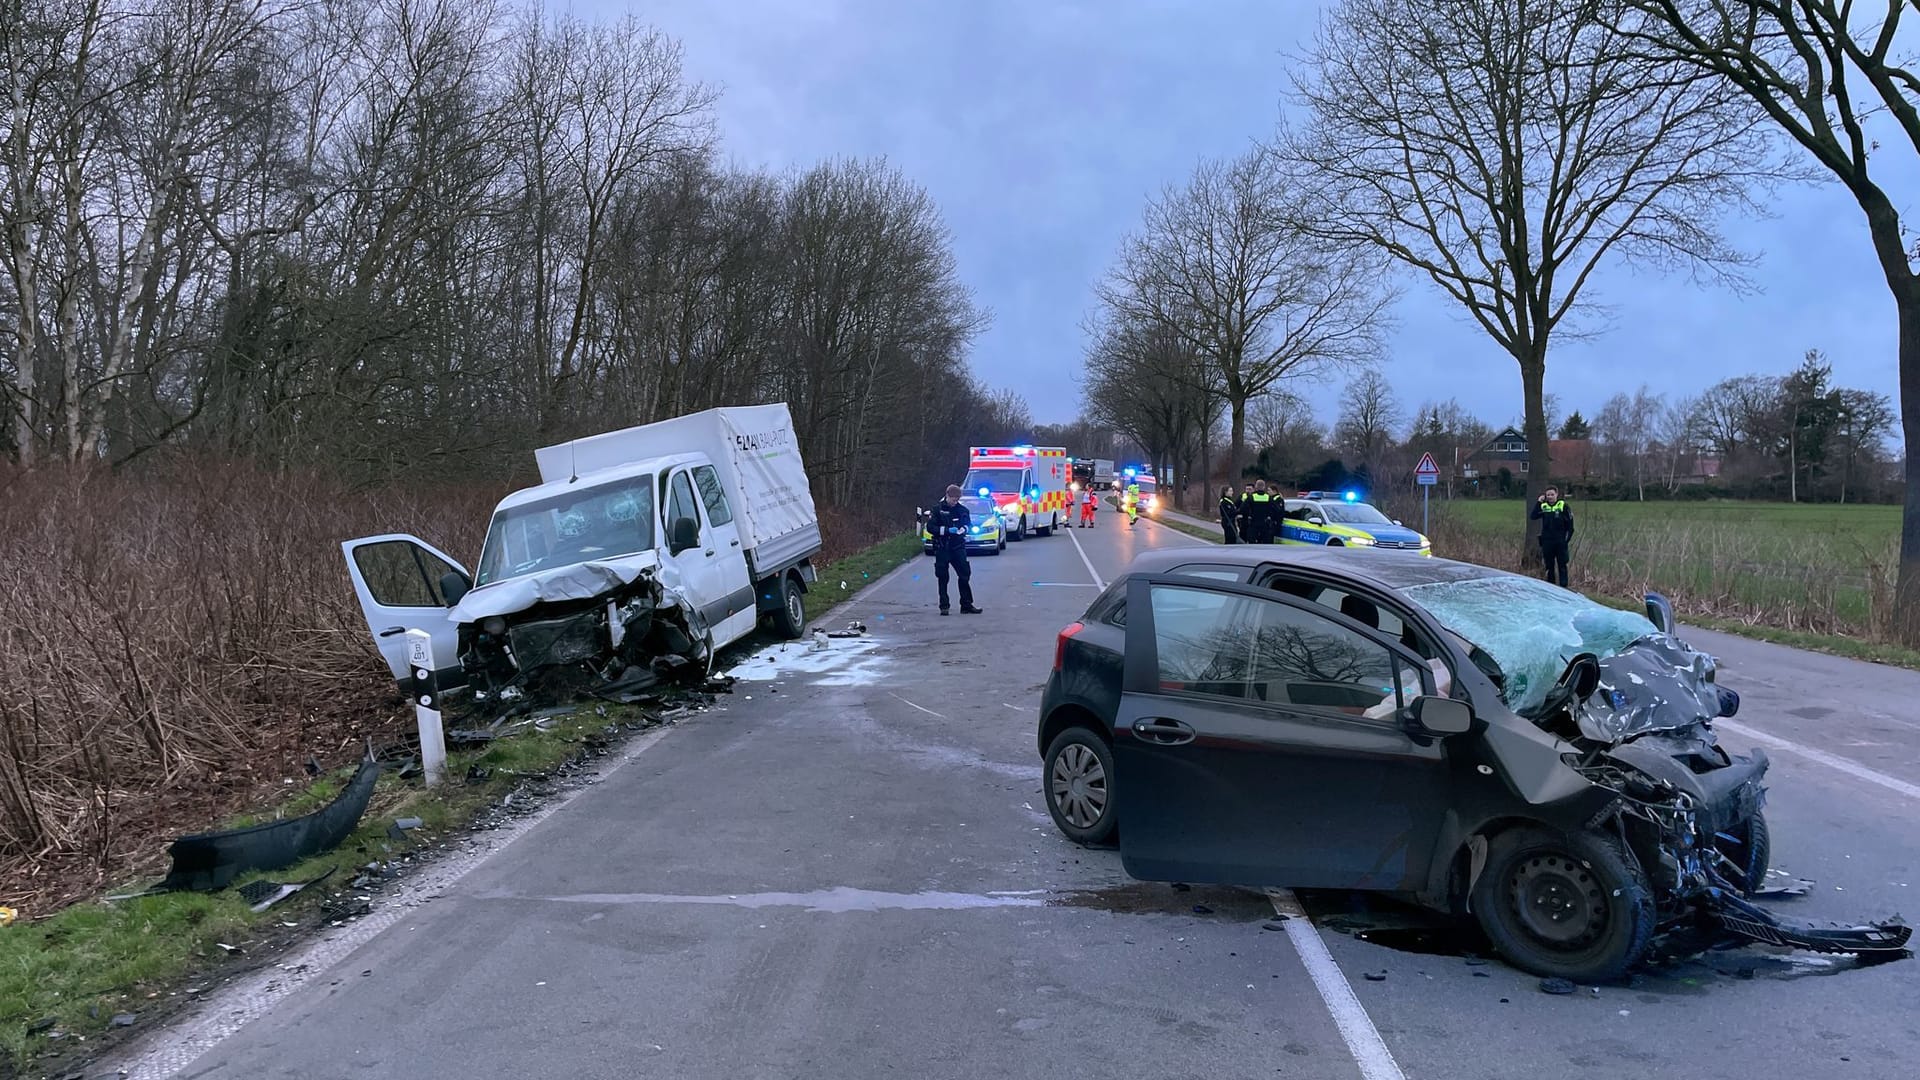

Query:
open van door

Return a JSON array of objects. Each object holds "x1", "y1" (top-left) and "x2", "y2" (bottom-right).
[{"x1": 341, "y1": 534, "x2": 471, "y2": 688}]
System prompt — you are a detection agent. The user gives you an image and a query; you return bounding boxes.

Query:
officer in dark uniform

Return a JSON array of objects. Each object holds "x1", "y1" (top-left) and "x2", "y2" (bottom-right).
[
  {"x1": 923, "y1": 484, "x2": 983, "y2": 615},
  {"x1": 1241, "y1": 479, "x2": 1278, "y2": 544},
  {"x1": 1218, "y1": 485, "x2": 1241, "y2": 544},
  {"x1": 1530, "y1": 486, "x2": 1575, "y2": 587}
]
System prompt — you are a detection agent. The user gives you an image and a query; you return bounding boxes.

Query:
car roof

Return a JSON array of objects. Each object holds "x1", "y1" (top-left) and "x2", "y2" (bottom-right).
[{"x1": 1122, "y1": 545, "x2": 1506, "y2": 591}]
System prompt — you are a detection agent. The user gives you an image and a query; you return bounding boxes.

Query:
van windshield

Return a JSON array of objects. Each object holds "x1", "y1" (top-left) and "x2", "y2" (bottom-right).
[
  {"x1": 476, "y1": 477, "x2": 656, "y2": 586},
  {"x1": 963, "y1": 468, "x2": 1027, "y2": 497}
]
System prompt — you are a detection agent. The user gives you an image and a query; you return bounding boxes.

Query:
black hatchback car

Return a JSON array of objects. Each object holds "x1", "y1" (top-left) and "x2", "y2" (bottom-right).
[{"x1": 1036, "y1": 546, "x2": 1785, "y2": 981}]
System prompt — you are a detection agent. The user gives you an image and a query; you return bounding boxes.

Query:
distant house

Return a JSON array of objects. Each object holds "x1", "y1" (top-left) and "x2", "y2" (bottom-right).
[
  {"x1": 1548, "y1": 438, "x2": 1592, "y2": 480},
  {"x1": 1456, "y1": 427, "x2": 1531, "y2": 482}
]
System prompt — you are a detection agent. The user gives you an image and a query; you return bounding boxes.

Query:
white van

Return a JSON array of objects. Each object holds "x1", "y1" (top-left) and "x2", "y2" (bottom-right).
[{"x1": 342, "y1": 404, "x2": 822, "y2": 695}]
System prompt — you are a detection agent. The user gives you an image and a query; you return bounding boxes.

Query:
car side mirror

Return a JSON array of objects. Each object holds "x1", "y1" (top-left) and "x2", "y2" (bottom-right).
[
  {"x1": 1308, "y1": 515, "x2": 1324, "y2": 526},
  {"x1": 1644, "y1": 591, "x2": 1675, "y2": 635},
  {"x1": 1410, "y1": 695, "x2": 1472, "y2": 735},
  {"x1": 439, "y1": 570, "x2": 471, "y2": 606},
  {"x1": 1392, "y1": 519, "x2": 1403, "y2": 526},
  {"x1": 669, "y1": 516, "x2": 700, "y2": 555}
]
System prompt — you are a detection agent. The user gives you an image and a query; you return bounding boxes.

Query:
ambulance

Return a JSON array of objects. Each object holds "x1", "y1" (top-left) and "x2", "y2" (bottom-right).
[{"x1": 964, "y1": 445, "x2": 1070, "y2": 540}]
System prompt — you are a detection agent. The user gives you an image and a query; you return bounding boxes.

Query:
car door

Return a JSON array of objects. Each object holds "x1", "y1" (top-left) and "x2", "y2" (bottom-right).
[
  {"x1": 662, "y1": 467, "x2": 753, "y2": 643},
  {"x1": 689, "y1": 462, "x2": 756, "y2": 644},
  {"x1": 341, "y1": 534, "x2": 470, "y2": 686},
  {"x1": 1114, "y1": 575, "x2": 1451, "y2": 892}
]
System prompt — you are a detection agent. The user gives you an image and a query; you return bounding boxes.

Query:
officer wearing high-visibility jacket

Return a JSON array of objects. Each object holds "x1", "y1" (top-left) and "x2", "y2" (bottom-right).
[
  {"x1": 1240, "y1": 479, "x2": 1278, "y2": 544},
  {"x1": 923, "y1": 485, "x2": 983, "y2": 615},
  {"x1": 1531, "y1": 487, "x2": 1575, "y2": 587},
  {"x1": 1124, "y1": 481, "x2": 1141, "y2": 527}
]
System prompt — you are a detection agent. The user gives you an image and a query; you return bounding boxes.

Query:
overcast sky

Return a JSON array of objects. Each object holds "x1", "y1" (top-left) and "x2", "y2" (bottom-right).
[{"x1": 576, "y1": 0, "x2": 1905, "y2": 432}]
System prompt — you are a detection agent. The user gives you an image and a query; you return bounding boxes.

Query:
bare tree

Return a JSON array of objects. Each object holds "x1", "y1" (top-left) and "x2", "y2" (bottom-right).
[
  {"x1": 1619, "y1": 1, "x2": 1920, "y2": 640},
  {"x1": 1655, "y1": 392, "x2": 1700, "y2": 491},
  {"x1": 1281, "y1": 0, "x2": 1773, "y2": 553},
  {"x1": 1333, "y1": 367, "x2": 1402, "y2": 481},
  {"x1": 1097, "y1": 146, "x2": 1391, "y2": 478}
]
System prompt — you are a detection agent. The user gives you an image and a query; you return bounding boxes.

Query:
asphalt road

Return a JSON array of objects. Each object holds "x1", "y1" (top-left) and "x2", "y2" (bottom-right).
[{"x1": 150, "y1": 510, "x2": 1919, "y2": 1080}]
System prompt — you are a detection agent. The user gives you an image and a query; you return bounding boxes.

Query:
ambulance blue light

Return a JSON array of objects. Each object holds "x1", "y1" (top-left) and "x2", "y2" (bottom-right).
[{"x1": 978, "y1": 486, "x2": 990, "y2": 497}]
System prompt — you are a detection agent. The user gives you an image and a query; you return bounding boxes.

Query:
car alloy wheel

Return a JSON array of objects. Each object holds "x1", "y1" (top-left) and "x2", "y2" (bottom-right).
[{"x1": 1050, "y1": 743, "x2": 1107, "y2": 831}]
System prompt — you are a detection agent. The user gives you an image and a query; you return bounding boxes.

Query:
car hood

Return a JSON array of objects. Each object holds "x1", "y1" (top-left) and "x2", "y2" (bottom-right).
[
  {"x1": 1573, "y1": 634, "x2": 1725, "y2": 744},
  {"x1": 448, "y1": 551, "x2": 663, "y2": 624},
  {"x1": 1357, "y1": 523, "x2": 1426, "y2": 545}
]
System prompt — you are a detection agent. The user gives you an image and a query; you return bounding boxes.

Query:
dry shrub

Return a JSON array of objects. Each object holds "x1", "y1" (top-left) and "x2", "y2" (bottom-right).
[
  {"x1": 0, "y1": 459, "x2": 889, "y2": 911},
  {"x1": 0, "y1": 459, "x2": 503, "y2": 910}
]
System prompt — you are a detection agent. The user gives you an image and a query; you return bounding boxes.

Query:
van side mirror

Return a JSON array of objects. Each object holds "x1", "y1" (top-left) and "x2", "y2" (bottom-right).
[
  {"x1": 439, "y1": 570, "x2": 471, "y2": 606},
  {"x1": 1410, "y1": 695, "x2": 1472, "y2": 735},
  {"x1": 670, "y1": 517, "x2": 700, "y2": 555}
]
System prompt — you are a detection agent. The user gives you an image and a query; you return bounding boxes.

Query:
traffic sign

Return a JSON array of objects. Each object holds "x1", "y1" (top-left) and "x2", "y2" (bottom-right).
[{"x1": 1414, "y1": 452, "x2": 1440, "y2": 486}]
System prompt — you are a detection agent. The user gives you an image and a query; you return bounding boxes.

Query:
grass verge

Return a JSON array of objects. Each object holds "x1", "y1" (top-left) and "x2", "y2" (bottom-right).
[
  {"x1": 0, "y1": 530, "x2": 923, "y2": 1076},
  {"x1": 1145, "y1": 505, "x2": 1920, "y2": 673}
]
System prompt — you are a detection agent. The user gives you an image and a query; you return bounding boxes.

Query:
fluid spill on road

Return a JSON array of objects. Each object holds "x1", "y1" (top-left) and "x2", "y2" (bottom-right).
[
  {"x1": 732, "y1": 637, "x2": 891, "y2": 687},
  {"x1": 1047, "y1": 882, "x2": 1274, "y2": 921}
]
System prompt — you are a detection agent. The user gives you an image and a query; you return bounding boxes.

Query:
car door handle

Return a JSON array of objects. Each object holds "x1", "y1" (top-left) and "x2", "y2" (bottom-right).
[
  {"x1": 704, "y1": 549, "x2": 716, "y2": 557},
  {"x1": 1132, "y1": 718, "x2": 1196, "y2": 746},
  {"x1": 730, "y1": 539, "x2": 741, "y2": 547},
  {"x1": 379, "y1": 626, "x2": 406, "y2": 638}
]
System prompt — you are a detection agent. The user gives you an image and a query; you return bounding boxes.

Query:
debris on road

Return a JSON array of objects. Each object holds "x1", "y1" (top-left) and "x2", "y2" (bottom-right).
[
  {"x1": 1539, "y1": 978, "x2": 1577, "y2": 995},
  {"x1": 1262, "y1": 921, "x2": 1288, "y2": 932},
  {"x1": 109, "y1": 1013, "x2": 137, "y2": 1028},
  {"x1": 237, "y1": 868, "x2": 337, "y2": 913},
  {"x1": 388, "y1": 817, "x2": 423, "y2": 841},
  {"x1": 1363, "y1": 970, "x2": 1387, "y2": 981},
  {"x1": 1755, "y1": 878, "x2": 1817, "y2": 899}
]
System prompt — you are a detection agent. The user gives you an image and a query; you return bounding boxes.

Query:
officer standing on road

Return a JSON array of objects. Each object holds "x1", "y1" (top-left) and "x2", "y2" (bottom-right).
[
  {"x1": 1531, "y1": 486, "x2": 1575, "y2": 587},
  {"x1": 924, "y1": 484, "x2": 983, "y2": 616},
  {"x1": 1241, "y1": 479, "x2": 1277, "y2": 544},
  {"x1": 1218, "y1": 485, "x2": 1240, "y2": 544}
]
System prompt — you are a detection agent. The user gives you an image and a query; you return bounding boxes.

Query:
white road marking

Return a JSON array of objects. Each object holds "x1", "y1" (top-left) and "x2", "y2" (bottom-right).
[
  {"x1": 1030, "y1": 581, "x2": 1100, "y2": 587},
  {"x1": 1067, "y1": 526, "x2": 1107, "y2": 589},
  {"x1": 1717, "y1": 719, "x2": 1920, "y2": 801},
  {"x1": 1266, "y1": 888, "x2": 1406, "y2": 1080},
  {"x1": 888, "y1": 692, "x2": 945, "y2": 719}
]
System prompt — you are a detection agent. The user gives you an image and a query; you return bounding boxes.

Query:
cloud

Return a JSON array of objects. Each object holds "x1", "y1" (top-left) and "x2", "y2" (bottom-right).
[{"x1": 572, "y1": 0, "x2": 1905, "y2": 428}]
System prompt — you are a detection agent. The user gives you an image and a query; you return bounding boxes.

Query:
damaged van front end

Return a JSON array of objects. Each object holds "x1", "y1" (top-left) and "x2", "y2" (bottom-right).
[{"x1": 452, "y1": 557, "x2": 715, "y2": 701}]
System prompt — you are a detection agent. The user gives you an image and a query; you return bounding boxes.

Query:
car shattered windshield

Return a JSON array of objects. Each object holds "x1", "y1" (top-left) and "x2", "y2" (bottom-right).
[
  {"x1": 1401, "y1": 574, "x2": 1657, "y2": 716},
  {"x1": 476, "y1": 478, "x2": 656, "y2": 586}
]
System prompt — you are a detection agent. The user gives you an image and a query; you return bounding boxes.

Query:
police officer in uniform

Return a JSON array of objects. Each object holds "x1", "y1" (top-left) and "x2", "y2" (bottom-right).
[
  {"x1": 924, "y1": 484, "x2": 983, "y2": 615},
  {"x1": 1241, "y1": 479, "x2": 1278, "y2": 544},
  {"x1": 1218, "y1": 485, "x2": 1240, "y2": 544},
  {"x1": 1530, "y1": 486, "x2": 1575, "y2": 587}
]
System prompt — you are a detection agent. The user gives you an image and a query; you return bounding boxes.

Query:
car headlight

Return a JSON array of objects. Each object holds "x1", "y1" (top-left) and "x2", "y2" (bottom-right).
[
  {"x1": 481, "y1": 616, "x2": 507, "y2": 635},
  {"x1": 1418, "y1": 537, "x2": 1431, "y2": 549},
  {"x1": 1348, "y1": 536, "x2": 1375, "y2": 546}
]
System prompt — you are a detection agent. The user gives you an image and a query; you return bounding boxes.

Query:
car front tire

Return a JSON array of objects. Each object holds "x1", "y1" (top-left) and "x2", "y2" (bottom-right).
[
  {"x1": 1043, "y1": 727, "x2": 1116, "y2": 846},
  {"x1": 1471, "y1": 826, "x2": 1654, "y2": 982}
]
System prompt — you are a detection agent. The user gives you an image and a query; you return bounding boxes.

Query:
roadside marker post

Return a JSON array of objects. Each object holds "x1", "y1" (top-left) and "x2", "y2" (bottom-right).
[
  {"x1": 1414, "y1": 453, "x2": 1440, "y2": 535},
  {"x1": 404, "y1": 628, "x2": 448, "y2": 788}
]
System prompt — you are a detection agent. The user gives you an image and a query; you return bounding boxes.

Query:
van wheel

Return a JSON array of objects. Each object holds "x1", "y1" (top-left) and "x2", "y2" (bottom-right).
[
  {"x1": 1012, "y1": 516, "x2": 1028, "y2": 541},
  {"x1": 770, "y1": 574, "x2": 806, "y2": 640},
  {"x1": 1471, "y1": 826, "x2": 1654, "y2": 982}
]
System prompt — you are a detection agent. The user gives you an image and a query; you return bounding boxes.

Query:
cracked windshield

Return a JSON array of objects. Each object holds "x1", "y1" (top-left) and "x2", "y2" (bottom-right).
[{"x1": 5, "y1": 2, "x2": 1914, "y2": 1079}]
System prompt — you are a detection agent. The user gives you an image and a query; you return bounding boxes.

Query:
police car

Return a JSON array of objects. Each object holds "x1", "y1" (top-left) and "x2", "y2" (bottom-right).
[
  {"x1": 1279, "y1": 490, "x2": 1432, "y2": 554},
  {"x1": 921, "y1": 495, "x2": 1008, "y2": 556}
]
